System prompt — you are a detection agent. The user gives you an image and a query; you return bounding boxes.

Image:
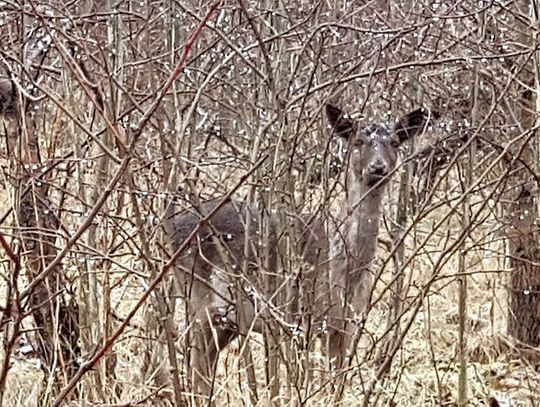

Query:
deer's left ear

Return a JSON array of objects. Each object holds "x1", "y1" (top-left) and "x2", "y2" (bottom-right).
[{"x1": 394, "y1": 108, "x2": 439, "y2": 143}]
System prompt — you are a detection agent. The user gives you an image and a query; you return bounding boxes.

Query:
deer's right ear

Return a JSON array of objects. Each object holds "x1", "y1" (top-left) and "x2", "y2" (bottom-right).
[{"x1": 325, "y1": 104, "x2": 355, "y2": 140}]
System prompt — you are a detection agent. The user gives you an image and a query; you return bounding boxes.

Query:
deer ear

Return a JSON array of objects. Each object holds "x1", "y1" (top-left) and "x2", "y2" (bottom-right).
[
  {"x1": 325, "y1": 104, "x2": 355, "y2": 140},
  {"x1": 394, "y1": 108, "x2": 439, "y2": 143}
]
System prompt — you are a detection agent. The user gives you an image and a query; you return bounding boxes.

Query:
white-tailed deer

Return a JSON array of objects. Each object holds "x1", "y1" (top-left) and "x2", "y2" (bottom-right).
[{"x1": 163, "y1": 103, "x2": 436, "y2": 400}]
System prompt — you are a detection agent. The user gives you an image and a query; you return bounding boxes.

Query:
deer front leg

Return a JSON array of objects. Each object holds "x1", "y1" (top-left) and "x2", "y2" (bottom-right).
[
  {"x1": 326, "y1": 277, "x2": 350, "y2": 372},
  {"x1": 188, "y1": 308, "x2": 237, "y2": 405},
  {"x1": 327, "y1": 327, "x2": 347, "y2": 370}
]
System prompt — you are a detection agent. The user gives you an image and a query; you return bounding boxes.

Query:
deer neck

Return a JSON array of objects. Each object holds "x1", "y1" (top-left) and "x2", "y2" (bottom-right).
[
  {"x1": 327, "y1": 175, "x2": 385, "y2": 313},
  {"x1": 344, "y1": 179, "x2": 385, "y2": 266}
]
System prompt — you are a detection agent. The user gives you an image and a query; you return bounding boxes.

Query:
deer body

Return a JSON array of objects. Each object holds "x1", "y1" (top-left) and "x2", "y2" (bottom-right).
[{"x1": 163, "y1": 104, "x2": 435, "y2": 399}]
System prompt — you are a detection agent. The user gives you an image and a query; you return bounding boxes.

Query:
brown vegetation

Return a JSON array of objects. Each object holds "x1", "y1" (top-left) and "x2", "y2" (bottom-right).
[{"x1": 0, "y1": 1, "x2": 539, "y2": 406}]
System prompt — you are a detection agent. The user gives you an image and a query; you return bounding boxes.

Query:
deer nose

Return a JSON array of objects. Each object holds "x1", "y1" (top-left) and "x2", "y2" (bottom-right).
[{"x1": 369, "y1": 159, "x2": 387, "y2": 175}]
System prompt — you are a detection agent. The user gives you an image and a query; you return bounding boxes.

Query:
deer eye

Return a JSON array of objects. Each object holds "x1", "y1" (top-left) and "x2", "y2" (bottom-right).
[
  {"x1": 350, "y1": 137, "x2": 364, "y2": 151},
  {"x1": 390, "y1": 138, "x2": 400, "y2": 148}
]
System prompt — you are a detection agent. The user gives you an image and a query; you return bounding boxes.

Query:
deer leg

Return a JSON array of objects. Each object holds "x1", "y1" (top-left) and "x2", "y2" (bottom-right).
[
  {"x1": 327, "y1": 328, "x2": 348, "y2": 370},
  {"x1": 189, "y1": 308, "x2": 237, "y2": 404},
  {"x1": 326, "y1": 289, "x2": 350, "y2": 371}
]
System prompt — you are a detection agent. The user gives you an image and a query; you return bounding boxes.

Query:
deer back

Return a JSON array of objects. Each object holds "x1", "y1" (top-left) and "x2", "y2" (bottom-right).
[{"x1": 163, "y1": 199, "x2": 279, "y2": 291}]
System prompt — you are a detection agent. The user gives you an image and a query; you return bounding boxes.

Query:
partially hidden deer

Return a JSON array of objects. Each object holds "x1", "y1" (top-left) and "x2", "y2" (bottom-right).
[{"x1": 163, "y1": 103, "x2": 436, "y2": 400}]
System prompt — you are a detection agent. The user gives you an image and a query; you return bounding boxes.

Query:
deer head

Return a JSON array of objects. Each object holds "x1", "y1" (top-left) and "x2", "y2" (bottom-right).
[{"x1": 325, "y1": 104, "x2": 437, "y2": 188}]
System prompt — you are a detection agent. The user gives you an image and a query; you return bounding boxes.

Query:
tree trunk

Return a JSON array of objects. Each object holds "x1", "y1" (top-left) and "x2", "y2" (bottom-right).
[
  {"x1": 506, "y1": 0, "x2": 540, "y2": 345},
  {"x1": 507, "y1": 184, "x2": 540, "y2": 345},
  {"x1": 12, "y1": 115, "x2": 80, "y2": 401},
  {"x1": 4, "y1": 39, "x2": 80, "y2": 401}
]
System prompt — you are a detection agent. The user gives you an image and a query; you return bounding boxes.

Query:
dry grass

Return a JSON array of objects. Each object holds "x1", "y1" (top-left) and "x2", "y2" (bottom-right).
[
  {"x1": 2, "y1": 173, "x2": 540, "y2": 406},
  {"x1": 1, "y1": 2, "x2": 539, "y2": 405}
]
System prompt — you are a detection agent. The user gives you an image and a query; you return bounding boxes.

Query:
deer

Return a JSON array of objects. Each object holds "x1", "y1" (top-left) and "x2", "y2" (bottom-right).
[{"x1": 163, "y1": 103, "x2": 436, "y2": 401}]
